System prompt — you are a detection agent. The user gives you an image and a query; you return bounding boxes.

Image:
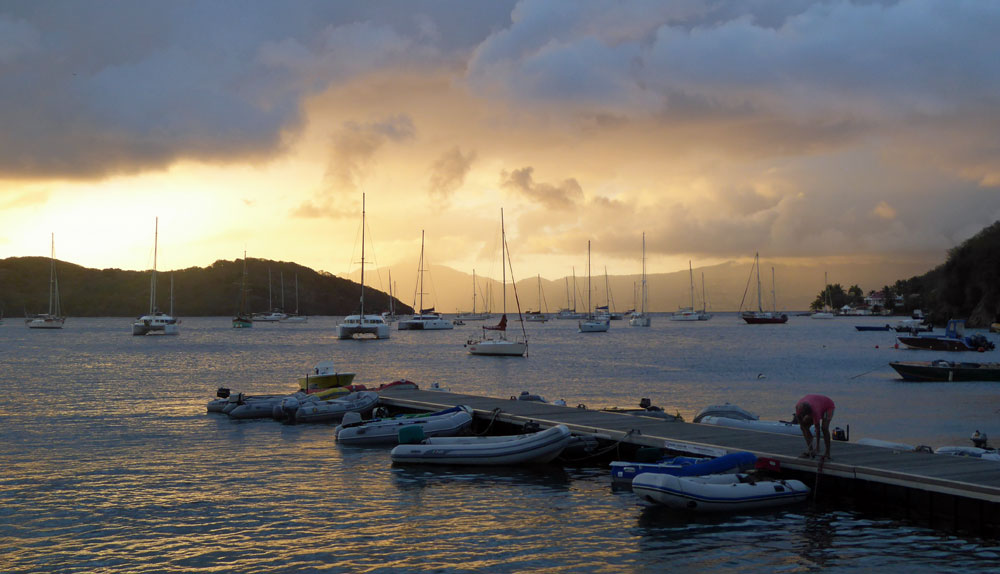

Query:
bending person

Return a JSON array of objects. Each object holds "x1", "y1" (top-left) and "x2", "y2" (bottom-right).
[{"x1": 795, "y1": 394, "x2": 836, "y2": 459}]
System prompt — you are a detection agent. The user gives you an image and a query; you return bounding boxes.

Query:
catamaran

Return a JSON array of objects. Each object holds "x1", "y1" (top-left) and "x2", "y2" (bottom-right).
[
  {"x1": 337, "y1": 194, "x2": 390, "y2": 339},
  {"x1": 398, "y1": 231, "x2": 453, "y2": 331}
]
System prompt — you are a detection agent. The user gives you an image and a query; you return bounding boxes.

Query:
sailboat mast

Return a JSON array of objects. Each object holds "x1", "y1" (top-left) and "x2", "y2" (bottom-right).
[
  {"x1": 501, "y1": 210, "x2": 506, "y2": 314},
  {"x1": 641, "y1": 232, "x2": 647, "y2": 314},
  {"x1": 771, "y1": 266, "x2": 777, "y2": 312},
  {"x1": 472, "y1": 270, "x2": 477, "y2": 314},
  {"x1": 359, "y1": 193, "x2": 366, "y2": 317},
  {"x1": 755, "y1": 252, "x2": 763, "y2": 312},
  {"x1": 701, "y1": 272, "x2": 707, "y2": 313},
  {"x1": 295, "y1": 274, "x2": 299, "y2": 314},
  {"x1": 587, "y1": 241, "x2": 592, "y2": 317},
  {"x1": 417, "y1": 230, "x2": 425, "y2": 313},
  {"x1": 150, "y1": 218, "x2": 158, "y2": 314},
  {"x1": 689, "y1": 261, "x2": 695, "y2": 310},
  {"x1": 48, "y1": 233, "x2": 55, "y2": 314}
]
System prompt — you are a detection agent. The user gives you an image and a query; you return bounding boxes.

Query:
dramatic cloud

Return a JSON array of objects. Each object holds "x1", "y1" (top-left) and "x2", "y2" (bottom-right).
[
  {"x1": 500, "y1": 167, "x2": 584, "y2": 210},
  {"x1": 428, "y1": 147, "x2": 476, "y2": 199}
]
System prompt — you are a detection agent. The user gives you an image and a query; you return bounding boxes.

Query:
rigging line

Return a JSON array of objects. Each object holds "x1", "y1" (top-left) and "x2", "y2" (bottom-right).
[
  {"x1": 502, "y1": 221, "x2": 528, "y2": 347},
  {"x1": 849, "y1": 363, "x2": 892, "y2": 379},
  {"x1": 738, "y1": 254, "x2": 755, "y2": 316}
]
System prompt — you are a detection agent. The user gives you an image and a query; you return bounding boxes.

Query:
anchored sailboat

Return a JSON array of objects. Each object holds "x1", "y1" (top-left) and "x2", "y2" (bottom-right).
[
  {"x1": 132, "y1": 218, "x2": 179, "y2": 336},
  {"x1": 629, "y1": 233, "x2": 650, "y2": 327},
  {"x1": 579, "y1": 241, "x2": 610, "y2": 333},
  {"x1": 465, "y1": 209, "x2": 528, "y2": 356},
  {"x1": 26, "y1": 233, "x2": 66, "y2": 329},
  {"x1": 337, "y1": 194, "x2": 390, "y2": 339},
  {"x1": 740, "y1": 252, "x2": 787, "y2": 324},
  {"x1": 233, "y1": 251, "x2": 253, "y2": 328},
  {"x1": 398, "y1": 230, "x2": 453, "y2": 330}
]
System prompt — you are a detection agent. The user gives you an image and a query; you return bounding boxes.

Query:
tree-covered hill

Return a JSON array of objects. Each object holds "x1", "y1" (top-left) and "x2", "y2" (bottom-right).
[
  {"x1": 0, "y1": 257, "x2": 411, "y2": 318},
  {"x1": 892, "y1": 221, "x2": 1000, "y2": 327}
]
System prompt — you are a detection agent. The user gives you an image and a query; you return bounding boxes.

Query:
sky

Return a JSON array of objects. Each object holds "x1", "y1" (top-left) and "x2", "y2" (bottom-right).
[{"x1": 2, "y1": 0, "x2": 999, "y2": 292}]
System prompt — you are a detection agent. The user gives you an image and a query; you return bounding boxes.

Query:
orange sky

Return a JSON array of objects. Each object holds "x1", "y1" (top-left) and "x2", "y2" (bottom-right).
[{"x1": 2, "y1": 1, "x2": 998, "y2": 293}]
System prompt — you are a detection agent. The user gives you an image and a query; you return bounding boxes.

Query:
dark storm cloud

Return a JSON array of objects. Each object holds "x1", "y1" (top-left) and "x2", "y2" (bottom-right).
[{"x1": 0, "y1": 0, "x2": 515, "y2": 180}]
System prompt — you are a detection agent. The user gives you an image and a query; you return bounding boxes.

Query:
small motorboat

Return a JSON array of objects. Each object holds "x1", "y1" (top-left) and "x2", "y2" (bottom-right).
[
  {"x1": 896, "y1": 319, "x2": 994, "y2": 352},
  {"x1": 610, "y1": 451, "x2": 757, "y2": 484},
  {"x1": 632, "y1": 472, "x2": 810, "y2": 512},
  {"x1": 292, "y1": 391, "x2": 380, "y2": 424},
  {"x1": 298, "y1": 360, "x2": 357, "y2": 393},
  {"x1": 335, "y1": 405, "x2": 474, "y2": 446},
  {"x1": 889, "y1": 359, "x2": 1000, "y2": 382},
  {"x1": 390, "y1": 424, "x2": 573, "y2": 465}
]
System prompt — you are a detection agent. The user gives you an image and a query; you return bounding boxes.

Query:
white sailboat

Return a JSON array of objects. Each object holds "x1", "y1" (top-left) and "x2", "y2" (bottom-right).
[
  {"x1": 253, "y1": 269, "x2": 286, "y2": 321},
  {"x1": 465, "y1": 209, "x2": 528, "y2": 356},
  {"x1": 697, "y1": 271, "x2": 713, "y2": 320},
  {"x1": 337, "y1": 194, "x2": 390, "y2": 340},
  {"x1": 398, "y1": 230, "x2": 453, "y2": 330},
  {"x1": 283, "y1": 274, "x2": 308, "y2": 323},
  {"x1": 670, "y1": 261, "x2": 701, "y2": 321},
  {"x1": 629, "y1": 233, "x2": 651, "y2": 327},
  {"x1": 132, "y1": 218, "x2": 179, "y2": 336},
  {"x1": 555, "y1": 270, "x2": 586, "y2": 319},
  {"x1": 740, "y1": 252, "x2": 788, "y2": 324},
  {"x1": 26, "y1": 233, "x2": 66, "y2": 329},
  {"x1": 811, "y1": 272, "x2": 835, "y2": 319},
  {"x1": 579, "y1": 241, "x2": 610, "y2": 333},
  {"x1": 456, "y1": 269, "x2": 491, "y2": 321}
]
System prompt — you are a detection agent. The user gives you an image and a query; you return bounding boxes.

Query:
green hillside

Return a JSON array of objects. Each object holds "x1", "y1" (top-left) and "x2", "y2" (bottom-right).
[
  {"x1": 893, "y1": 221, "x2": 1000, "y2": 327},
  {"x1": 0, "y1": 257, "x2": 411, "y2": 318}
]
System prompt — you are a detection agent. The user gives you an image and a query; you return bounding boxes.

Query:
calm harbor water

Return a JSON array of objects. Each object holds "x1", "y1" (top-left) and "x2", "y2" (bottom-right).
[{"x1": 2, "y1": 315, "x2": 1000, "y2": 573}]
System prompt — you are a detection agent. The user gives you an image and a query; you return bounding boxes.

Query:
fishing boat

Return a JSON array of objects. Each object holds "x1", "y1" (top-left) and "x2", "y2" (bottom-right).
[
  {"x1": 132, "y1": 218, "x2": 179, "y2": 336},
  {"x1": 335, "y1": 405, "x2": 474, "y2": 446},
  {"x1": 579, "y1": 241, "x2": 610, "y2": 332},
  {"x1": 26, "y1": 233, "x2": 66, "y2": 329},
  {"x1": 398, "y1": 231, "x2": 454, "y2": 331},
  {"x1": 233, "y1": 252, "x2": 253, "y2": 328},
  {"x1": 610, "y1": 451, "x2": 757, "y2": 484},
  {"x1": 889, "y1": 359, "x2": 1000, "y2": 382},
  {"x1": 629, "y1": 233, "x2": 651, "y2": 327},
  {"x1": 632, "y1": 472, "x2": 810, "y2": 512},
  {"x1": 337, "y1": 194, "x2": 391, "y2": 340},
  {"x1": 298, "y1": 360, "x2": 357, "y2": 392},
  {"x1": 740, "y1": 252, "x2": 787, "y2": 324},
  {"x1": 465, "y1": 209, "x2": 528, "y2": 356},
  {"x1": 389, "y1": 424, "x2": 573, "y2": 465},
  {"x1": 896, "y1": 319, "x2": 994, "y2": 352}
]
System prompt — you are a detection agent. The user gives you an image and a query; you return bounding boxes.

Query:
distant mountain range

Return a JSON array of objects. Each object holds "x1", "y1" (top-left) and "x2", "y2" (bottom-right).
[
  {"x1": 353, "y1": 259, "x2": 933, "y2": 316},
  {"x1": 6, "y1": 219, "x2": 997, "y2": 324},
  {"x1": 0, "y1": 257, "x2": 411, "y2": 318}
]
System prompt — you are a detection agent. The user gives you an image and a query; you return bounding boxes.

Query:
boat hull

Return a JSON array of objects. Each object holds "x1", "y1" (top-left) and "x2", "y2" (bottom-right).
[
  {"x1": 579, "y1": 319, "x2": 610, "y2": 332},
  {"x1": 611, "y1": 452, "x2": 757, "y2": 484},
  {"x1": 632, "y1": 473, "x2": 810, "y2": 512},
  {"x1": 742, "y1": 312, "x2": 788, "y2": 324},
  {"x1": 389, "y1": 424, "x2": 572, "y2": 465},
  {"x1": 628, "y1": 314, "x2": 651, "y2": 327},
  {"x1": 896, "y1": 336, "x2": 978, "y2": 351},
  {"x1": 336, "y1": 406, "x2": 474, "y2": 446},
  {"x1": 697, "y1": 416, "x2": 802, "y2": 437},
  {"x1": 465, "y1": 337, "x2": 527, "y2": 356},
  {"x1": 26, "y1": 315, "x2": 65, "y2": 329},
  {"x1": 298, "y1": 372, "x2": 357, "y2": 392},
  {"x1": 889, "y1": 360, "x2": 1000, "y2": 382}
]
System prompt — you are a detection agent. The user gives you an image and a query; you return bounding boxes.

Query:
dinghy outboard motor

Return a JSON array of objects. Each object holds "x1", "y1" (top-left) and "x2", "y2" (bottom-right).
[
  {"x1": 971, "y1": 430, "x2": 989, "y2": 449},
  {"x1": 273, "y1": 397, "x2": 300, "y2": 423},
  {"x1": 216, "y1": 387, "x2": 230, "y2": 399}
]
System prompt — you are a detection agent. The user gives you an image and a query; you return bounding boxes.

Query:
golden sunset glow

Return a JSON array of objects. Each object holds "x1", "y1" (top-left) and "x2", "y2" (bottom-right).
[{"x1": 2, "y1": 1, "x2": 999, "y2": 310}]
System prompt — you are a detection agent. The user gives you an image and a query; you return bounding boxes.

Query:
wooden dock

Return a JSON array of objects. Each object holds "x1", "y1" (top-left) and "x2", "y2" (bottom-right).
[{"x1": 378, "y1": 388, "x2": 1000, "y2": 535}]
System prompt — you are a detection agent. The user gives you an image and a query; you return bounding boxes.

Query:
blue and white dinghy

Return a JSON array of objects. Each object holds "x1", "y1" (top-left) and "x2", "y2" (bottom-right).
[
  {"x1": 632, "y1": 472, "x2": 810, "y2": 512},
  {"x1": 390, "y1": 424, "x2": 573, "y2": 465},
  {"x1": 610, "y1": 451, "x2": 757, "y2": 484},
  {"x1": 335, "y1": 405, "x2": 475, "y2": 446}
]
